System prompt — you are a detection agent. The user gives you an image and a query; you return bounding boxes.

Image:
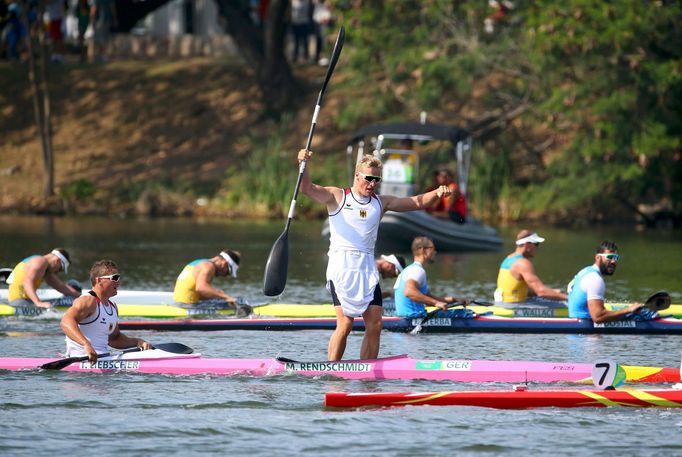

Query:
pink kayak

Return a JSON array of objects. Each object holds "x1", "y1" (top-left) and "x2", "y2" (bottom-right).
[{"x1": 0, "y1": 351, "x2": 678, "y2": 383}]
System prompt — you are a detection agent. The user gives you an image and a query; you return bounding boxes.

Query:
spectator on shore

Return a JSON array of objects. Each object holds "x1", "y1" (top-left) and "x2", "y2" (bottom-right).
[
  {"x1": 2, "y1": 2, "x2": 26, "y2": 61},
  {"x1": 91, "y1": 0, "x2": 115, "y2": 62},
  {"x1": 290, "y1": 0, "x2": 312, "y2": 63},
  {"x1": 312, "y1": 0, "x2": 332, "y2": 65},
  {"x1": 74, "y1": 0, "x2": 90, "y2": 62},
  {"x1": 44, "y1": 0, "x2": 65, "y2": 62}
]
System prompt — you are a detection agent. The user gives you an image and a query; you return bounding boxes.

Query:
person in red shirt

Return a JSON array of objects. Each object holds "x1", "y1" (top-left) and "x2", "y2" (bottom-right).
[{"x1": 425, "y1": 169, "x2": 467, "y2": 223}]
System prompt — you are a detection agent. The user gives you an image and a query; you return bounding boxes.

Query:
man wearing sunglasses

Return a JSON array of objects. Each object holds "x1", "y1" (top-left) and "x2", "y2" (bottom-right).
[
  {"x1": 494, "y1": 229, "x2": 568, "y2": 305},
  {"x1": 6, "y1": 248, "x2": 81, "y2": 309},
  {"x1": 173, "y1": 249, "x2": 251, "y2": 315},
  {"x1": 297, "y1": 149, "x2": 451, "y2": 361},
  {"x1": 567, "y1": 241, "x2": 643, "y2": 322},
  {"x1": 61, "y1": 260, "x2": 152, "y2": 363}
]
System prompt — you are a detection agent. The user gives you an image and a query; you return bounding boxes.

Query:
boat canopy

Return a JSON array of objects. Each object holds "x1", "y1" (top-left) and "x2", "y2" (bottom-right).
[
  {"x1": 346, "y1": 121, "x2": 473, "y2": 196},
  {"x1": 349, "y1": 122, "x2": 470, "y2": 145}
]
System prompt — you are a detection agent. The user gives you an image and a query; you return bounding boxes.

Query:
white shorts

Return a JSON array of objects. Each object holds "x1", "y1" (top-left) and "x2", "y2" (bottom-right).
[{"x1": 326, "y1": 250, "x2": 380, "y2": 318}]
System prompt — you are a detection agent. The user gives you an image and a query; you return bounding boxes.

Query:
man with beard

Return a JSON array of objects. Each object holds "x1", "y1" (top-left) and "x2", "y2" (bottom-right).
[
  {"x1": 567, "y1": 241, "x2": 643, "y2": 322},
  {"x1": 394, "y1": 236, "x2": 468, "y2": 318}
]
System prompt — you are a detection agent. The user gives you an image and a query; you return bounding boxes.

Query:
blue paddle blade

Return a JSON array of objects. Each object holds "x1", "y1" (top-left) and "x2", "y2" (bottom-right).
[{"x1": 263, "y1": 230, "x2": 289, "y2": 296}]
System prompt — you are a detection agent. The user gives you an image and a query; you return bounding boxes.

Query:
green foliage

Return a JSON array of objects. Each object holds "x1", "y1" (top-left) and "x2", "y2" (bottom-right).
[
  {"x1": 522, "y1": 0, "x2": 682, "y2": 221},
  {"x1": 218, "y1": 116, "x2": 345, "y2": 217},
  {"x1": 61, "y1": 179, "x2": 96, "y2": 201}
]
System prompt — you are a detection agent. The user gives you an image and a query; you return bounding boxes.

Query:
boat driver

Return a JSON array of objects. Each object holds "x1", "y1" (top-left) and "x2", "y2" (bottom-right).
[
  {"x1": 173, "y1": 250, "x2": 252, "y2": 316},
  {"x1": 494, "y1": 230, "x2": 568, "y2": 305},
  {"x1": 6, "y1": 248, "x2": 81, "y2": 308}
]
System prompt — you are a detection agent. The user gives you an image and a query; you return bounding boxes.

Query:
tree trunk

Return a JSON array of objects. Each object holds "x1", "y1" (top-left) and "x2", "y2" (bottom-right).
[
  {"x1": 36, "y1": 6, "x2": 54, "y2": 198},
  {"x1": 214, "y1": 0, "x2": 299, "y2": 116},
  {"x1": 113, "y1": 0, "x2": 299, "y2": 117},
  {"x1": 24, "y1": 0, "x2": 54, "y2": 197}
]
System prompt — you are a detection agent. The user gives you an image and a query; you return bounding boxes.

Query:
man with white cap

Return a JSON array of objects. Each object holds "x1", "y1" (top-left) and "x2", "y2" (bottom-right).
[
  {"x1": 494, "y1": 229, "x2": 568, "y2": 303},
  {"x1": 7, "y1": 248, "x2": 81, "y2": 308},
  {"x1": 376, "y1": 254, "x2": 407, "y2": 299},
  {"x1": 173, "y1": 249, "x2": 250, "y2": 314}
]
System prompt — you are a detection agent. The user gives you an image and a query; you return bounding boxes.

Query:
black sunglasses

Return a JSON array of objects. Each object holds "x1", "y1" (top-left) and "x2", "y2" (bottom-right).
[{"x1": 358, "y1": 172, "x2": 382, "y2": 183}]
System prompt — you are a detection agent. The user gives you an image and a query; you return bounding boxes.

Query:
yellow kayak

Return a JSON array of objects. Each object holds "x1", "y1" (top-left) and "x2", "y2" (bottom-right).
[{"x1": 1, "y1": 302, "x2": 680, "y2": 319}]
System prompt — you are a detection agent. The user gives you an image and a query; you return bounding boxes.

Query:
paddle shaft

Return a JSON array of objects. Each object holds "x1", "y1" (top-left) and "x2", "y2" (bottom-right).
[
  {"x1": 40, "y1": 342, "x2": 193, "y2": 370},
  {"x1": 411, "y1": 301, "x2": 464, "y2": 334},
  {"x1": 263, "y1": 27, "x2": 345, "y2": 296},
  {"x1": 284, "y1": 26, "x2": 346, "y2": 232}
]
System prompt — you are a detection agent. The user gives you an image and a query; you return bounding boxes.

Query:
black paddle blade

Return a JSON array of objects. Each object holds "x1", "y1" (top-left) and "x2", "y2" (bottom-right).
[
  {"x1": 40, "y1": 353, "x2": 111, "y2": 370},
  {"x1": 40, "y1": 355, "x2": 90, "y2": 370},
  {"x1": 645, "y1": 291, "x2": 671, "y2": 312},
  {"x1": 154, "y1": 342, "x2": 194, "y2": 354},
  {"x1": 263, "y1": 230, "x2": 289, "y2": 296}
]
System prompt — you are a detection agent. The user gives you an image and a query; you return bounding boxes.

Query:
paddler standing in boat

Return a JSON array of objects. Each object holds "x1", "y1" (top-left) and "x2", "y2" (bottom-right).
[
  {"x1": 567, "y1": 241, "x2": 644, "y2": 322},
  {"x1": 173, "y1": 250, "x2": 252, "y2": 316},
  {"x1": 393, "y1": 236, "x2": 468, "y2": 318},
  {"x1": 493, "y1": 230, "x2": 568, "y2": 305},
  {"x1": 61, "y1": 260, "x2": 152, "y2": 363},
  {"x1": 297, "y1": 149, "x2": 451, "y2": 361},
  {"x1": 6, "y1": 248, "x2": 81, "y2": 309}
]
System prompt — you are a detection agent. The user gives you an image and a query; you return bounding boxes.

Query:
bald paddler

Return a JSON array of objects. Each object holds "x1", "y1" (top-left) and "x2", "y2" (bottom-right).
[
  {"x1": 298, "y1": 148, "x2": 451, "y2": 361},
  {"x1": 62, "y1": 259, "x2": 152, "y2": 363},
  {"x1": 173, "y1": 249, "x2": 251, "y2": 314},
  {"x1": 7, "y1": 248, "x2": 81, "y2": 308},
  {"x1": 494, "y1": 230, "x2": 568, "y2": 304}
]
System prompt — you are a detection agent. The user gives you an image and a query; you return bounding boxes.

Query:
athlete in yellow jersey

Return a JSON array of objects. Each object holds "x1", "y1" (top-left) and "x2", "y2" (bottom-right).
[
  {"x1": 173, "y1": 249, "x2": 249, "y2": 312},
  {"x1": 7, "y1": 248, "x2": 81, "y2": 308},
  {"x1": 494, "y1": 230, "x2": 568, "y2": 303}
]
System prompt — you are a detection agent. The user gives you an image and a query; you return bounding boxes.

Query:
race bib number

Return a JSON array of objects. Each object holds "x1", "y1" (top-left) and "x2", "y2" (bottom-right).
[{"x1": 591, "y1": 360, "x2": 626, "y2": 388}]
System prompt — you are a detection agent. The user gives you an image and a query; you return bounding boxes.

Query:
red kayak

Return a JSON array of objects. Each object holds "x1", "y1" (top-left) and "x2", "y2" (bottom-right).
[{"x1": 325, "y1": 388, "x2": 682, "y2": 409}]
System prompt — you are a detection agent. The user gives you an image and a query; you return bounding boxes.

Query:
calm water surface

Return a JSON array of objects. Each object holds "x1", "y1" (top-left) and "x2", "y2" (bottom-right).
[{"x1": 1, "y1": 215, "x2": 681, "y2": 456}]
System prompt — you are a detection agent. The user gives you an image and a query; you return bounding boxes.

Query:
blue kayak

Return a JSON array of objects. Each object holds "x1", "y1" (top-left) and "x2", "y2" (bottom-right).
[{"x1": 118, "y1": 314, "x2": 682, "y2": 334}]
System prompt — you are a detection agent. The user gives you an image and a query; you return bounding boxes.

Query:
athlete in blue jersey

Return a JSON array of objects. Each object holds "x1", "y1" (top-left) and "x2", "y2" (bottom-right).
[
  {"x1": 394, "y1": 236, "x2": 468, "y2": 318},
  {"x1": 567, "y1": 241, "x2": 643, "y2": 322}
]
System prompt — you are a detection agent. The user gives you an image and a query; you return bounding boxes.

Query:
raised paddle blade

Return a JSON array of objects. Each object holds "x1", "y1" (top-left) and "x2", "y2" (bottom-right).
[
  {"x1": 263, "y1": 28, "x2": 345, "y2": 297},
  {"x1": 40, "y1": 353, "x2": 110, "y2": 370},
  {"x1": 645, "y1": 291, "x2": 671, "y2": 312},
  {"x1": 263, "y1": 230, "x2": 289, "y2": 296}
]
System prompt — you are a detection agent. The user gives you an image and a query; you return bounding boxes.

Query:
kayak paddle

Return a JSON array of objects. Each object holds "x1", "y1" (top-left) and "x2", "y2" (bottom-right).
[
  {"x1": 411, "y1": 301, "x2": 465, "y2": 334},
  {"x1": 262, "y1": 26, "x2": 346, "y2": 297},
  {"x1": 40, "y1": 342, "x2": 194, "y2": 370},
  {"x1": 644, "y1": 291, "x2": 671, "y2": 312}
]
